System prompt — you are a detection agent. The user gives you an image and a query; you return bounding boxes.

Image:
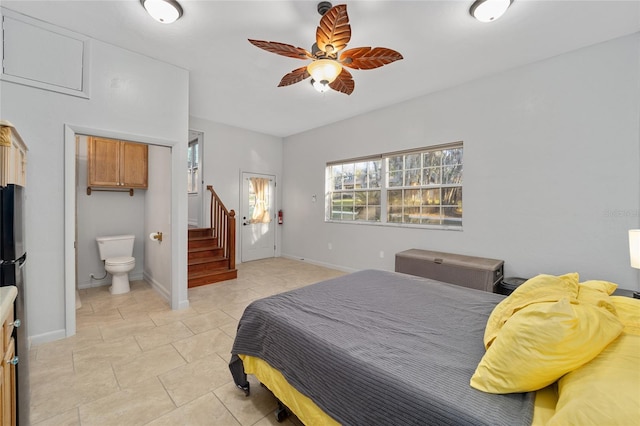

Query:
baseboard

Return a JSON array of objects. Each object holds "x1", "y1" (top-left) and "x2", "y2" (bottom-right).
[
  {"x1": 279, "y1": 254, "x2": 357, "y2": 274},
  {"x1": 30, "y1": 329, "x2": 67, "y2": 346},
  {"x1": 143, "y1": 272, "x2": 170, "y2": 302}
]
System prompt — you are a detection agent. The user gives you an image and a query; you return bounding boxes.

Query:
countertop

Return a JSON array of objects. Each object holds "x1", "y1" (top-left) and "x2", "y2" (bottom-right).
[{"x1": 1, "y1": 286, "x2": 17, "y2": 324}]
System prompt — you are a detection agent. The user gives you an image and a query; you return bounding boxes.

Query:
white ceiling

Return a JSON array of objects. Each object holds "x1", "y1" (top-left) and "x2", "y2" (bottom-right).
[{"x1": 3, "y1": 1, "x2": 639, "y2": 137}]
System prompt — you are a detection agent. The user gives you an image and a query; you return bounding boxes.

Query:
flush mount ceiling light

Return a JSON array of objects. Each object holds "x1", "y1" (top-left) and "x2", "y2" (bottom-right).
[
  {"x1": 141, "y1": 0, "x2": 183, "y2": 24},
  {"x1": 470, "y1": 0, "x2": 513, "y2": 23},
  {"x1": 248, "y1": 2, "x2": 402, "y2": 95}
]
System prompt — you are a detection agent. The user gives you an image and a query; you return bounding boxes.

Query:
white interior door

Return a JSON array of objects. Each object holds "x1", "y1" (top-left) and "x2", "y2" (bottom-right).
[{"x1": 241, "y1": 172, "x2": 276, "y2": 262}]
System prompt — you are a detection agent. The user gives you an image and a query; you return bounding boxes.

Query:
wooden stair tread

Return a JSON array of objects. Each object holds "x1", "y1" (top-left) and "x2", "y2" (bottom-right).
[
  {"x1": 189, "y1": 245, "x2": 222, "y2": 253},
  {"x1": 188, "y1": 256, "x2": 226, "y2": 266}
]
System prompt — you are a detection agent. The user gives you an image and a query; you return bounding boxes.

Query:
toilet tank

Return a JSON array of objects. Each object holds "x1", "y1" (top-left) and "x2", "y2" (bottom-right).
[{"x1": 96, "y1": 234, "x2": 135, "y2": 260}]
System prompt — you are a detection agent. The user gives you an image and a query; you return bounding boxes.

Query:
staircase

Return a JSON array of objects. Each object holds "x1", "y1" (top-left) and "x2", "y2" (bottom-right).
[{"x1": 188, "y1": 186, "x2": 237, "y2": 287}]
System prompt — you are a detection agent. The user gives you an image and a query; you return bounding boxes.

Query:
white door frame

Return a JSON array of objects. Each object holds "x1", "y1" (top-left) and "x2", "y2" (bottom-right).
[
  {"x1": 240, "y1": 171, "x2": 277, "y2": 262},
  {"x1": 64, "y1": 124, "x2": 189, "y2": 337}
]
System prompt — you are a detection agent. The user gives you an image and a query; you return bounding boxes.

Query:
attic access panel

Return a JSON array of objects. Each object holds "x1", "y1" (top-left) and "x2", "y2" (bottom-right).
[{"x1": 1, "y1": 9, "x2": 90, "y2": 98}]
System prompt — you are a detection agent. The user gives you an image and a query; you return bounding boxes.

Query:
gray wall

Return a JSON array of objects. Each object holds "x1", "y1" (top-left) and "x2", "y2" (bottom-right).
[
  {"x1": 1, "y1": 20, "x2": 189, "y2": 343},
  {"x1": 281, "y1": 34, "x2": 640, "y2": 290}
]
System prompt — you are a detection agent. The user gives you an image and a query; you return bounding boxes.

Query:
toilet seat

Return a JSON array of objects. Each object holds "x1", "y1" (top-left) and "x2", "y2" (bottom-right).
[{"x1": 106, "y1": 256, "x2": 135, "y2": 267}]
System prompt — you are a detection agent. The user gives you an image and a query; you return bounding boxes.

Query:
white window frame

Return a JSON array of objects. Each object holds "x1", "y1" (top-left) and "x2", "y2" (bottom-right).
[{"x1": 325, "y1": 142, "x2": 463, "y2": 230}]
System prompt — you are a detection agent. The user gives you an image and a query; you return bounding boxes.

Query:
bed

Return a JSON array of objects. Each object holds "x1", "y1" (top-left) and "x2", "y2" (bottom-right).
[{"x1": 229, "y1": 269, "x2": 640, "y2": 425}]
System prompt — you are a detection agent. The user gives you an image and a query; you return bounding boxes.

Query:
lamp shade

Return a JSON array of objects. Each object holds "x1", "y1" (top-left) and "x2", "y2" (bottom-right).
[
  {"x1": 470, "y1": 0, "x2": 513, "y2": 23},
  {"x1": 630, "y1": 230, "x2": 640, "y2": 269},
  {"x1": 307, "y1": 59, "x2": 343, "y2": 85},
  {"x1": 141, "y1": 0, "x2": 183, "y2": 24}
]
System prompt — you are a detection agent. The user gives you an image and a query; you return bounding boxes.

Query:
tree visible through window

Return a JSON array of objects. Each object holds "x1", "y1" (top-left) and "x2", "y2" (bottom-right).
[
  {"x1": 326, "y1": 143, "x2": 463, "y2": 228},
  {"x1": 187, "y1": 139, "x2": 199, "y2": 193}
]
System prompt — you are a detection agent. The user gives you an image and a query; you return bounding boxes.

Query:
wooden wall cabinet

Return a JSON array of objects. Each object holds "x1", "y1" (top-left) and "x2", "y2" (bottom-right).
[
  {"x1": 0, "y1": 121, "x2": 28, "y2": 187},
  {"x1": 87, "y1": 136, "x2": 148, "y2": 192},
  {"x1": 1, "y1": 303, "x2": 16, "y2": 426}
]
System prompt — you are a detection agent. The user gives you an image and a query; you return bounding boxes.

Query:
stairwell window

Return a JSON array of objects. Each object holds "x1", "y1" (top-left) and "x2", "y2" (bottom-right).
[
  {"x1": 325, "y1": 142, "x2": 463, "y2": 229},
  {"x1": 187, "y1": 139, "x2": 199, "y2": 193}
]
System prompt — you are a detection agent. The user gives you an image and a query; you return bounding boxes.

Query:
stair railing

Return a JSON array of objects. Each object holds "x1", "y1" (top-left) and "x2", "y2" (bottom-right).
[{"x1": 207, "y1": 185, "x2": 236, "y2": 271}]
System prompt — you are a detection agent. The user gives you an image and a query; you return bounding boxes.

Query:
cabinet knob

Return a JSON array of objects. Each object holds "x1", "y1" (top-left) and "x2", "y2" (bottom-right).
[
  {"x1": 10, "y1": 319, "x2": 21, "y2": 328},
  {"x1": 9, "y1": 356, "x2": 19, "y2": 366}
]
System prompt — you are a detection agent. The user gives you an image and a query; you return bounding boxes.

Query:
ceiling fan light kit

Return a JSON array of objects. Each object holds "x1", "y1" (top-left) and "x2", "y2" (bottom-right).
[
  {"x1": 141, "y1": 0, "x2": 183, "y2": 24},
  {"x1": 470, "y1": 0, "x2": 513, "y2": 22},
  {"x1": 248, "y1": 3, "x2": 403, "y2": 95}
]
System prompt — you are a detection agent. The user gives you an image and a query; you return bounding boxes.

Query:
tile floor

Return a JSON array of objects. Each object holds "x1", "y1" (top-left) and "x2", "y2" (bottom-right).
[{"x1": 29, "y1": 258, "x2": 345, "y2": 426}]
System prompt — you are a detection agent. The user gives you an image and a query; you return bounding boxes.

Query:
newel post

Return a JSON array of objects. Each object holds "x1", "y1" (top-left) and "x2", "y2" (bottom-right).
[{"x1": 228, "y1": 210, "x2": 236, "y2": 270}]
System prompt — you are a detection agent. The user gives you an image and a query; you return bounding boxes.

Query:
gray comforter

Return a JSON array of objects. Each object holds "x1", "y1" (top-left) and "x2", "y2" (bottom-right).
[{"x1": 230, "y1": 269, "x2": 534, "y2": 425}]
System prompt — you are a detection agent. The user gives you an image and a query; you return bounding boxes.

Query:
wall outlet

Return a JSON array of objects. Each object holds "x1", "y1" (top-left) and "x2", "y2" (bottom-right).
[
  {"x1": 379, "y1": 251, "x2": 384, "y2": 258},
  {"x1": 328, "y1": 242, "x2": 333, "y2": 250}
]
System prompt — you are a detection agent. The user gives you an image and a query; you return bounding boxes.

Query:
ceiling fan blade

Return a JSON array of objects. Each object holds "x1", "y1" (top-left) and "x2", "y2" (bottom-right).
[
  {"x1": 248, "y1": 39, "x2": 311, "y2": 60},
  {"x1": 340, "y1": 47, "x2": 403, "y2": 70},
  {"x1": 316, "y1": 4, "x2": 351, "y2": 55},
  {"x1": 278, "y1": 66, "x2": 311, "y2": 87},
  {"x1": 329, "y1": 68, "x2": 354, "y2": 95}
]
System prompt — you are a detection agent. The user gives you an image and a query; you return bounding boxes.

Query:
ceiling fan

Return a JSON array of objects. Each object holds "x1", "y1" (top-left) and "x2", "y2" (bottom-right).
[{"x1": 248, "y1": 2, "x2": 403, "y2": 95}]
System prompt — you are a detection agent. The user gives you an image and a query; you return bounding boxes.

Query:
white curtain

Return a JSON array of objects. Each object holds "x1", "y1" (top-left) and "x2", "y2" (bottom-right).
[{"x1": 250, "y1": 177, "x2": 271, "y2": 223}]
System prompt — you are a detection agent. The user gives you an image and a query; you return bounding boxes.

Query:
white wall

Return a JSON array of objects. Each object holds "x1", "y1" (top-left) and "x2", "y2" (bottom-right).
[
  {"x1": 1, "y1": 16, "x2": 189, "y2": 343},
  {"x1": 144, "y1": 145, "x2": 172, "y2": 299},
  {"x1": 76, "y1": 135, "x2": 146, "y2": 288},
  {"x1": 189, "y1": 117, "x2": 284, "y2": 263},
  {"x1": 282, "y1": 34, "x2": 640, "y2": 290}
]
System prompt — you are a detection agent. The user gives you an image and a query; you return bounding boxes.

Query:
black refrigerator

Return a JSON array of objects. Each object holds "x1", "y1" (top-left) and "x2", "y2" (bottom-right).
[{"x1": 1, "y1": 184, "x2": 30, "y2": 425}]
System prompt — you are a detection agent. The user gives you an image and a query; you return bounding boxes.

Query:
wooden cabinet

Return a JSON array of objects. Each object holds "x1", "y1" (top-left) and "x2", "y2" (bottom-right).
[
  {"x1": 87, "y1": 136, "x2": 148, "y2": 191},
  {"x1": 0, "y1": 121, "x2": 28, "y2": 187},
  {"x1": 1, "y1": 303, "x2": 16, "y2": 426}
]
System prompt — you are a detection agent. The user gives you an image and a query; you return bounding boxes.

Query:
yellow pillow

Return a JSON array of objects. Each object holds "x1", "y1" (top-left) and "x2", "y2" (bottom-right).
[
  {"x1": 548, "y1": 298, "x2": 640, "y2": 425},
  {"x1": 576, "y1": 282, "x2": 617, "y2": 316},
  {"x1": 471, "y1": 298, "x2": 623, "y2": 393},
  {"x1": 484, "y1": 273, "x2": 580, "y2": 348},
  {"x1": 610, "y1": 295, "x2": 640, "y2": 334},
  {"x1": 579, "y1": 280, "x2": 618, "y2": 295}
]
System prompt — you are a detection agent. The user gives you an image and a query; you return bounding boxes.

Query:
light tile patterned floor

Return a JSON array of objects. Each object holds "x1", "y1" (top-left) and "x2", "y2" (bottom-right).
[{"x1": 29, "y1": 258, "x2": 345, "y2": 426}]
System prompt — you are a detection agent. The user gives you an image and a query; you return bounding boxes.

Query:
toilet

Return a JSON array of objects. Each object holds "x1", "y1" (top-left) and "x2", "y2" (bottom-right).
[{"x1": 96, "y1": 234, "x2": 136, "y2": 295}]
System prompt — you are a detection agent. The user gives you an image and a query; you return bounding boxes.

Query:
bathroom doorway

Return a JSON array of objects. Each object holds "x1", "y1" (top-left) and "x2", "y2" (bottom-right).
[{"x1": 64, "y1": 125, "x2": 189, "y2": 337}]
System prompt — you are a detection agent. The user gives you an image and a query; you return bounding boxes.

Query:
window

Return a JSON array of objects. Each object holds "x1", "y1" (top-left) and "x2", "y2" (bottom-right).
[
  {"x1": 326, "y1": 143, "x2": 463, "y2": 228},
  {"x1": 187, "y1": 139, "x2": 199, "y2": 193}
]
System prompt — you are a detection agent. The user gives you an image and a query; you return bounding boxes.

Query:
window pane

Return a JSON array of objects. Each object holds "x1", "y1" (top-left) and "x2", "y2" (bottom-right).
[
  {"x1": 443, "y1": 148, "x2": 463, "y2": 165},
  {"x1": 423, "y1": 188, "x2": 441, "y2": 205},
  {"x1": 404, "y1": 189, "x2": 421, "y2": 206},
  {"x1": 423, "y1": 167, "x2": 441, "y2": 185},
  {"x1": 443, "y1": 165, "x2": 463, "y2": 184},
  {"x1": 342, "y1": 164, "x2": 355, "y2": 189},
  {"x1": 368, "y1": 190, "x2": 381, "y2": 205},
  {"x1": 388, "y1": 170, "x2": 403, "y2": 187},
  {"x1": 422, "y1": 207, "x2": 442, "y2": 225},
  {"x1": 331, "y1": 165, "x2": 343, "y2": 190},
  {"x1": 354, "y1": 191, "x2": 367, "y2": 206},
  {"x1": 424, "y1": 151, "x2": 442, "y2": 167},
  {"x1": 405, "y1": 153, "x2": 421, "y2": 169},
  {"x1": 405, "y1": 169, "x2": 421, "y2": 186},
  {"x1": 355, "y1": 162, "x2": 367, "y2": 189},
  {"x1": 388, "y1": 189, "x2": 402, "y2": 206},
  {"x1": 405, "y1": 206, "x2": 421, "y2": 223},
  {"x1": 388, "y1": 155, "x2": 403, "y2": 172},
  {"x1": 368, "y1": 161, "x2": 381, "y2": 188},
  {"x1": 442, "y1": 187, "x2": 462, "y2": 206},
  {"x1": 388, "y1": 206, "x2": 403, "y2": 223}
]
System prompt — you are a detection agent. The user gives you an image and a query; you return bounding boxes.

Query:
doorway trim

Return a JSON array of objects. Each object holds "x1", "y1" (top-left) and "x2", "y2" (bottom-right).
[
  {"x1": 240, "y1": 171, "x2": 277, "y2": 262},
  {"x1": 64, "y1": 124, "x2": 189, "y2": 337}
]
